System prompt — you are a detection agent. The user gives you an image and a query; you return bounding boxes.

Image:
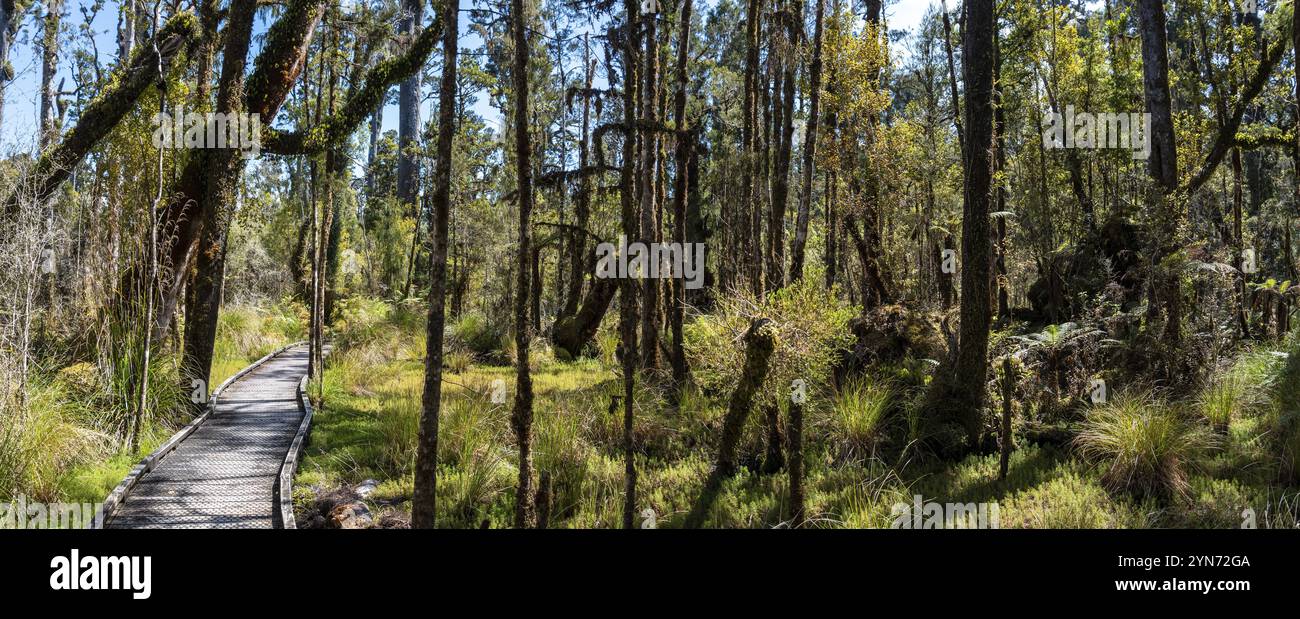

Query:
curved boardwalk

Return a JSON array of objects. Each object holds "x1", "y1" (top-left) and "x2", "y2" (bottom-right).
[{"x1": 106, "y1": 345, "x2": 310, "y2": 529}]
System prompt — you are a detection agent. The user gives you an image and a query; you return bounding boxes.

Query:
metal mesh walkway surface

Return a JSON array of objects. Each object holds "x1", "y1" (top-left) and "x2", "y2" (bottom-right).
[{"x1": 105, "y1": 345, "x2": 310, "y2": 529}]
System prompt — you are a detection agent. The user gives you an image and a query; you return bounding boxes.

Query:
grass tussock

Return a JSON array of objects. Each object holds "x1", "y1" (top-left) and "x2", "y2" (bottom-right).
[{"x1": 1075, "y1": 392, "x2": 1215, "y2": 501}]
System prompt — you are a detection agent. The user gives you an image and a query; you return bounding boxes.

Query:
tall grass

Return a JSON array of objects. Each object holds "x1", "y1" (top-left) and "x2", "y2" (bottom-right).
[
  {"x1": 1075, "y1": 392, "x2": 1214, "y2": 500},
  {"x1": 375, "y1": 387, "x2": 421, "y2": 476},
  {"x1": 1199, "y1": 350, "x2": 1280, "y2": 432},
  {"x1": 824, "y1": 377, "x2": 892, "y2": 460},
  {"x1": 1268, "y1": 337, "x2": 1300, "y2": 482}
]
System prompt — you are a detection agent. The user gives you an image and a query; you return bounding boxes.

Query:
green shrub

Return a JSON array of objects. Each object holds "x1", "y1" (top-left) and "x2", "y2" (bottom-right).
[
  {"x1": 684, "y1": 279, "x2": 853, "y2": 408},
  {"x1": 450, "y1": 312, "x2": 504, "y2": 359}
]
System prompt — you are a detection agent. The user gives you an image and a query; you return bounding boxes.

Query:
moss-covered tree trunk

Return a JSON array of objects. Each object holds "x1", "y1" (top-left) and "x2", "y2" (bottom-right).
[
  {"x1": 509, "y1": 0, "x2": 536, "y2": 529},
  {"x1": 619, "y1": 0, "x2": 641, "y2": 530},
  {"x1": 181, "y1": 0, "x2": 258, "y2": 400},
  {"x1": 925, "y1": 0, "x2": 995, "y2": 453},
  {"x1": 638, "y1": 6, "x2": 661, "y2": 371},
  {"x1": 685, "y1": 318, "x2": 776, "y2": 528},
  {"x1": 669, "y1": 0, "x2": 694, "y2": 387},
  {"x1": 412, "y1": 0, "x2": 458, "y2": 529}
]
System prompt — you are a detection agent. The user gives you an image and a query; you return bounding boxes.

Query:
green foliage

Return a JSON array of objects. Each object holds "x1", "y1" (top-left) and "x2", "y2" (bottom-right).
[
  {"x1": 1199, "y1": 349, "x2": 1279, "y2": 431},
  {"x1": 1267, "y1": 338, "x2": 1300, "y2": 482},
  {"x1": 685, "y1": 279, "x2": 854, "y2": 407},
  {"x1": 449, "y1": 312, "x2": 505, "y2": 359}
]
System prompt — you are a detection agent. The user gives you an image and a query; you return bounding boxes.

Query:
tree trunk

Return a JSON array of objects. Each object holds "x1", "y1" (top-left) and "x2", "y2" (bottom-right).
[
  {"x1": 0, "y1": 0, "x2": 21, "y2": 131},
  {"x1": 396, "y1": 0, "x2": 423, "y2": 218},
  {"x1": 39, "y1": 0, "x2": 63, "y2": 150},
  {"x1": 789, "y1": 0, "x2": 824, "y2": 283},
  {"x1": 180, "y1": 0, "x2": 259, "y2": 401},
  {"x1": 639, "y1": 7, "x2": 661, "y2": 370},
  {"x1": 619, "y1": 0, "x2": 641, "y2": 530},
  {"x1": 786, "y1": 396, "x2": 805, "y2": 526},
  {"x1": 509, "y1": 0, "x2": 536, "y2": 529},
  {"x1": 669, "y1": 0, "x2": 694, "y2": 386},
  {"x1": 561, "y1": 34, "x2": 595, "y2": 320},
  {"x1": 739, "y1": 0, "x2": 761, "y2": 293},
  {"x1": 926, "y1": 0, "x2": 995, "y2": 452},
  {"x1": 767, "y1": 0, "x2": 799, "y2": 291},
  {"x1": 412, "y1": 0, "x2": 457, "y2": 529},
  {"x1": 552, "y1": 274, "x2": 616, "y2": 358},
  {"x1": 1135, "y1": 0, "x2": 1181, "y2": 347},
  {"x1": 999, "y1": 357, "x2": 1014, "y2": 481}
]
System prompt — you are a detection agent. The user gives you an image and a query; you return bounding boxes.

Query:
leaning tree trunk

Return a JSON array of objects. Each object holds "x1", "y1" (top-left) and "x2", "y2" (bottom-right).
[
  {"x1": 166, "y1": 0, "x2": 443, "y2": 388},
  {"x1": 509, "y1": 0, "x2": 537, "y2": 529},
  {"x1": 552, "y1": 275, "x2": 617, "y2": 358},
  {"x1": 412, "y1": 0, "x2": 458, "y2": 529},
  {"x1": 685, "y1": 318, "x2": 776, "y2": 528},
  {"x1": 180, "y1": 0, "x2": 259, "y2": 399}
]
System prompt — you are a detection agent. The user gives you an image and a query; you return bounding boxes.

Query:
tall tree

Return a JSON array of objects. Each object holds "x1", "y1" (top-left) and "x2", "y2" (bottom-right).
[
  {"x1": 669, "y1": 0, "x2": 693, "y2": 386},
  {"x1": 767, "y1": 0, "x2": 799, "y2": 290},
  {"x1": 619, "y1": 0, "x2": 641, "y2": 530},
  {"x1": 788, "y1": 0, "x2": 824, "y2": 283},
  {"x1": 412, "y1": 0, "x2": 457, "y2": 529},
  {"x1": 509, "y1": 0, "x2": 537, "y2": 529},
  {"x1": 639, "y1": 0, "x2": 661, "y2": 369},
  {"x1": 397, "y1": 0, "x2": 424, "y2": 224},
  {"x1": 926, "y1": 0, "x2": 995, "y2": 451},
  {"x1": 39, "y1": 0, "x2": 62, "y2": 149}
]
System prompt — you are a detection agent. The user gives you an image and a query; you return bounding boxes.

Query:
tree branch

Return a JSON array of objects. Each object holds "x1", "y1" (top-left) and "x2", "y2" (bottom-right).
[
  {"x1": 3, "y1": 12, "x2": 200, "y2": 217},
  {"x1": 1182, "y1": 14, "x2": 1294, "y2": 195},
  {"x1": 261, "y1": 14, "x2": 445, "y2": 156}
]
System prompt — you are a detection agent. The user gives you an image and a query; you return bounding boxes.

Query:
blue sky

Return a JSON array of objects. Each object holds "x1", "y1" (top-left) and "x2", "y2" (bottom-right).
[{"x1": 0, "y1": 0, "x2": 930, "y2": 151}]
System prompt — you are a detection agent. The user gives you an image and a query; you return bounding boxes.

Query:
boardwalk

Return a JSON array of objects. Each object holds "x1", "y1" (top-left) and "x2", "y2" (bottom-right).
[{"x1": 105, "y1": 345, "x2": 310, "y2": 529}]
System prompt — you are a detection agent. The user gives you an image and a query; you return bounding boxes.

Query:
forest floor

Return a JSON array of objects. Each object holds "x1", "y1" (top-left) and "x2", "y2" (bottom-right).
[{"x1": 291, "y1": 298, "x2": 1300, "y2": 529}]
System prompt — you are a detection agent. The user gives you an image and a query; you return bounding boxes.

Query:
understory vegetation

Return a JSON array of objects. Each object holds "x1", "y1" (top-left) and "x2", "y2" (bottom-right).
[{"x1": 293, "y1": 296, "x2": 1300, "y2": 528}]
